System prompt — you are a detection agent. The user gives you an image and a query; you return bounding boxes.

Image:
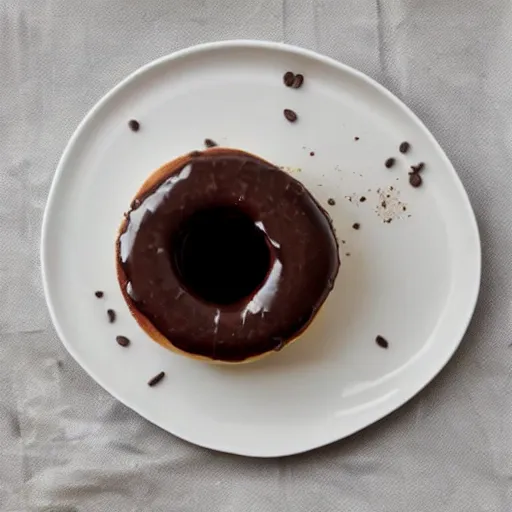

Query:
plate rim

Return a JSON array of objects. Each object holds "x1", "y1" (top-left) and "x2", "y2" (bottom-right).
[{"x1": 40, "y1": 39, "x2": 481, "y2": 457}]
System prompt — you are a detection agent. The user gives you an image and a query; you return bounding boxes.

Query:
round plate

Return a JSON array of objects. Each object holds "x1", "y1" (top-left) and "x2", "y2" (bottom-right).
[{"x1": 41, "y1": 41, "x2": 480, "y2": 457}]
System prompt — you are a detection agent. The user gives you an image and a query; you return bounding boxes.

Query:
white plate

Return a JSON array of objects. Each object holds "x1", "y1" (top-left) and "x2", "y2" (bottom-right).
[{"x1": 41, "y1": 41, "x2": 480, "y2": 457}]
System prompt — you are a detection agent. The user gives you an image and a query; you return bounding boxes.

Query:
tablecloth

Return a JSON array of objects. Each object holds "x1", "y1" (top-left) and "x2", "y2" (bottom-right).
[{"x1": 0, "y1": 1, "x2": 509, "y2": 510}]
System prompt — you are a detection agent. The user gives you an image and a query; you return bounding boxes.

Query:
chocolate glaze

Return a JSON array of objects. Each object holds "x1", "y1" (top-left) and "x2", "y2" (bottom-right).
[{"x1": 118, "y1": 150, "x2": 340, "y2": 362}]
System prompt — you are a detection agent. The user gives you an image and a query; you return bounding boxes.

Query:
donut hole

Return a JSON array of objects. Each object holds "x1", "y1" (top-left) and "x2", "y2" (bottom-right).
[{"x1": 172, "y1": 206, "x2": 272, "y2": 305}]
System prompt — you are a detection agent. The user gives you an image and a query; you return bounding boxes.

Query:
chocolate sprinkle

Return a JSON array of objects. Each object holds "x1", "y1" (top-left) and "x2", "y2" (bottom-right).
[
  {"x1": 128, "y1": 119, "x2": 140, "y2": 132},
  {"x1": 283, "y1": 109, "x2": 298, "y2": 123},
  {"x1": 385, "y1": 157, "x2": 396, "y2": 169},
  {"x1": 204, "y1": 138, "x2": 217, "y2": 148},
  {"x1": 352, "y1": 223, "x2": 360, "y2": 230},
  {"x1": 148, "y1": 371, "x2": 165, "y2": 387},
  {"x1": 411, "y1": 162, "x2": 425, "y2": 173},
  {"x1": 107, "y1": 309, "x2": 116, "y2": 323},
  {"x1": 283, "y1": 71, "x2": 295, "y2": 87},
  {"x1": 376, "y1": 335, "x2": 389, "y2": 349},
  {"x1": 94, "y1": 291, "x2": 104, "y2": 298},
  {"x1": 327, "y1": 198, "x2": 336, "y2": 206},
  {"x1": 310, "y1": 151, "x2": 315, "y2": 156},
  {"x1": 354, "y1": 136, "x2": 360, "y2": 141},
  {"x1": 360, "y1": 196, "x2": 366, "y2": 203},
  {"x1": 291, "y1": 74, "x2": 304, "y2": 89},
  {"x1": 399, "y1": 141, "x2": 410, "y2": 154},
  {"x1": 116, "y1": 336, "x2": 130, "y2": 347},
  {"x1": 409, "y1": 172, "x2": 423, "y2": 188}
]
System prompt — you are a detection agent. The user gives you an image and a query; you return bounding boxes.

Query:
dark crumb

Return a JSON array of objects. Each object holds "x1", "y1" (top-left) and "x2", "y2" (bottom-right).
[
  {"x1": 309, "y1": 151, "x2": 315, "y2": 156},
  {"x1": 386, "y1": 194, "x2": 390, "y2": 198},
  {"x1": 352, "y1": 223, "x2": 360, "y2": 230},
  {"x1": 390, "y1": 186, "x2": 394, "y2": 191},
  {"x1": 399, "y1": 141, "x2": 410, "y2": 154},
  {"x1": 327, "y1": 198, "x2": 336, "y2": 206},
  {"x1": 411, "y1": 162, "x2": 425, "y2": 173},
  {"x1": 381, "y1": 201, "x2": 387, "y2": 208},
  {"x1": 385, "y1": 157, "x2": 396, "y2": 169},
  {"x1": 130, "y1": 198, "x2": 141, "y2": 209},
  {"x1": 189, "y1": 150, "x2": 202, "y2": 157},
  {"x1": 116, "y1": 336, "x2": 130, "y2": 347},
  {"x1": 283, "y1": 109, "x2": 298, "y2": 123},
  {"x1": 354, "y1": 136, "x2": 360, "y2": 141},
  {"x1": 409, "y1": 172, "x2": 423, "y2": 188},
  {"x1": 204, "y1": 138, "x2": 217, "y2": 148},
  {"x1": 57, "y1": 360, "x2": 64, "y2": 368},
  {"x1": 345, "y1": 252, "x2": 351, "y2": 257},
  {"x1": 402, "y1": 206, "x2": 407, "y2": 211},
  {"x1": 376, "y1": 335, "x2": 389, "y2": 349},
  {"x1": 360, "y1": 196, "x2": 366, "y2": 202},
  {"x1": 94, "y1": 291, "x2": 104, "y2": 299},
  {"x1": 291, "y1": 73, "x2": 304, "y2": 89},
  {"x1": 283, "y1": 71, "x2": 295, "y2": 87},
  {"x1": 128, "y1": 119, "x2": 140, "y2": 132},
  {"x1": 148, "y1": 371, "x2": 165, "y2": 387},
  {"x1": 341, "y1": 240, "x2": 346, "y2": 244},
  {"x1": 385, "y1": 218, "x2": 392, "y2": 224},
  {"x1": 107, "y1": 309, "x2": 116, "y2": 323}
]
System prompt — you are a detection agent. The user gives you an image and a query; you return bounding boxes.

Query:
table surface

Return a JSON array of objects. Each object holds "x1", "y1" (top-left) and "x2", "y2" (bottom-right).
[{"x1": 0, "y1": 1, "x2": 509, "y2": 511}]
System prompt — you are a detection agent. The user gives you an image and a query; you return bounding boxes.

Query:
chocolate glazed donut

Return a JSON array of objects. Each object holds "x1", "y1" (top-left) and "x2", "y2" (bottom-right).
[{"x1": 116, "y1": 148, "x2": 340, "y2": 363}]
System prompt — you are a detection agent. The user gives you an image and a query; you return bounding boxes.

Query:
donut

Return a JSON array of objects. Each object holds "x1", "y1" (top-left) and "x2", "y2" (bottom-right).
[{"x1": 116, "y1": 148, "x2": 340, "y2": 363}]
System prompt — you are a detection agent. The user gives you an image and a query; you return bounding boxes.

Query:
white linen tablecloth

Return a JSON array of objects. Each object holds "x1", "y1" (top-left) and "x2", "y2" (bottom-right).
[{"x1": 0, "y1": 1, "x2": 509, "y2": 510}]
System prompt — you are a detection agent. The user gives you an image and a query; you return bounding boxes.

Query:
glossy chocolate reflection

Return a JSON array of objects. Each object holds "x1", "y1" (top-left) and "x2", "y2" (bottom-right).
[{"x1": 116, "y1": 148, "x2": 340, "y2": 363}]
